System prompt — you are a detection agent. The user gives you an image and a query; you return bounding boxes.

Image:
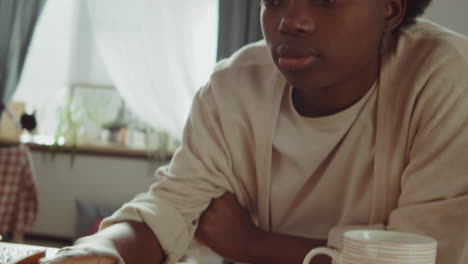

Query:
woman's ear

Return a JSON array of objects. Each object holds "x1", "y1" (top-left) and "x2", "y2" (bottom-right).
[{"x1": 384, "y1": 0, "x2": 407, "y2": 32}]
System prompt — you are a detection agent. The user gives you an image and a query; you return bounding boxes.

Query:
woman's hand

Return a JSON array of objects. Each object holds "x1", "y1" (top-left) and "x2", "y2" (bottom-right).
[
  {"x1": 40, "y1": 235, "x2": 122, "y2": 264},
  {"x1": 195, "y1": 192, "x2": 264, "y2": 262},
  {"x1": 39, "y1": 249, "x2": 119, "y2": 264}
]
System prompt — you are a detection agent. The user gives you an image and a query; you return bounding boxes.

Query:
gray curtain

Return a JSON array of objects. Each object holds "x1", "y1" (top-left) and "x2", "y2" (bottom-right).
[
  {"x1": 217, "y1": 0, "x2": 263, "y2": 61},
  {"x1": 0, "y1": 0, "x2": 47, "y2": 114}
]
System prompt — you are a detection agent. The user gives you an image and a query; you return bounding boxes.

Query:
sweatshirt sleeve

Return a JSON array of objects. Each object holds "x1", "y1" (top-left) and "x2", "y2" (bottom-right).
[
  {"x1": 385, "y1": 65, "x2": 468, "y2": 264},
  {"x1": 100, "y1": 84, "x2": 235, "y2": 264}
]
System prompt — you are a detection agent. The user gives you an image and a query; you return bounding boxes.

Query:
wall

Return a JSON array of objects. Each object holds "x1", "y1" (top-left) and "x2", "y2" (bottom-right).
[
  {"x1": 425, "y1": 0, "x2": 468, "y2": 36},
  {"x1": 31, "y1": 150, "x2": 164, "y2": 238}
]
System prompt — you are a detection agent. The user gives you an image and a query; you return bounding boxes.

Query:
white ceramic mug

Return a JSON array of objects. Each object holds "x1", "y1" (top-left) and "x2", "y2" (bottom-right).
[{"x1": 303, "y1": 230, "x2": 437, "y2": 264}]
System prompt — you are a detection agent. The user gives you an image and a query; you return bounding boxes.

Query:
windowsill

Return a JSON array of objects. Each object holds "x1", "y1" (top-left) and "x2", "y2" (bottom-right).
[{"x1": 0, "y1": 137, "x2": 173, "y2": 160}]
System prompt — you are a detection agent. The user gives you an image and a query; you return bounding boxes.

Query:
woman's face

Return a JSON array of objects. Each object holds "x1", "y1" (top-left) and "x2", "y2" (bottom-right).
[{"x1": 261, "y1": 0, "x2": 388, "y2": 91}]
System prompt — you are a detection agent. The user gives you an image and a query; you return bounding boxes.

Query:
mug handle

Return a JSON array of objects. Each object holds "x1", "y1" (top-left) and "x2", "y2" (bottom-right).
[{"x1": 303, "y1": 247, "x2": 341, "y2": 264}]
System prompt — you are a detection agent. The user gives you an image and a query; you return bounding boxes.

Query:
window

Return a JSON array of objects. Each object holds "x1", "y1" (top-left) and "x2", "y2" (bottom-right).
[{"x1": 13, "y1": 0, "x2": 218, "y2": 153}]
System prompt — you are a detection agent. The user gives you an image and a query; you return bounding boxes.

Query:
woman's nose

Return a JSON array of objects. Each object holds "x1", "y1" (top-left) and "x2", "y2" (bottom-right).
[{"x1": 278, "y1": 6, "x2": 315, "y2": 35}]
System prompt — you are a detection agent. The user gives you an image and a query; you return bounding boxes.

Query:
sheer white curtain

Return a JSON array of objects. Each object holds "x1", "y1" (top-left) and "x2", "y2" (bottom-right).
[{"x1": 85, "y1": 0, "x2": 218, "y2": 140}]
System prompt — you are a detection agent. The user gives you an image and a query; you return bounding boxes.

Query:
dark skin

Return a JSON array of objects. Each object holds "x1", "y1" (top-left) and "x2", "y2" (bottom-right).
[
  {"x1": 262, "y1": 0, "x2": 404, "y2": 117},
  {"x1": 41, "y1": 0, "x2": 405, "y2": 264}
]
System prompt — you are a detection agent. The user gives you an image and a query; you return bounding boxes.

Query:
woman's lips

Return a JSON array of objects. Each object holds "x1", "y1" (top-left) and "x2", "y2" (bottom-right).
[{"x1": 278, "y1": 55, "x2": 320, "y2": 71}]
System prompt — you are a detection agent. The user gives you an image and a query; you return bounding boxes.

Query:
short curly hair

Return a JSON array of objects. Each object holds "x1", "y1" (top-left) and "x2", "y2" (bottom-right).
[{"x1": 399, "y1": 0, "x2": 433, "y2": 28}]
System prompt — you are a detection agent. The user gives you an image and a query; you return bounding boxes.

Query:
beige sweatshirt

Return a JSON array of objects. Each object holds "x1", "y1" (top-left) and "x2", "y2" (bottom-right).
[{"x1": 102, "y1": 20, "x2": 468, "y2": 264}]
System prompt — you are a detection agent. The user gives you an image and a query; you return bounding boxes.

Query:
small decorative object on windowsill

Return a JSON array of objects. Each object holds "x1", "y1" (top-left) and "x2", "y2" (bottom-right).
[
  {"x1": 102, "y1": 121, "x2": 128, "y2": 146},
  {"x1": 20, "y1": 111, "x2": 37, "y2": 133},
  {"x1": 101, "y1": 97, "x2": 129, "y2": 146}
]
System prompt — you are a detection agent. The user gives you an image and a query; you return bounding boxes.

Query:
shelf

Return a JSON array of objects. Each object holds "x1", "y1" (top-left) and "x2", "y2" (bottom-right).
[{"x1": 0, "y1": 138, "x2": 173, "y2": 160}]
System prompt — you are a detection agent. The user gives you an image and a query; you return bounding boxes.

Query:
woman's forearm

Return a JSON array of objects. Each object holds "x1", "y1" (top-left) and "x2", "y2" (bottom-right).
[{"x1": 76, "y1": 221, "x2": 165, "y2": 264}]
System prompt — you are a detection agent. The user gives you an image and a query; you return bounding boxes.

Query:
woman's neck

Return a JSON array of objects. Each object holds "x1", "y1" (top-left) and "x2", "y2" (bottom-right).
[{"x1": 291, "y1": 61, "x2": 379, "y2": 118}]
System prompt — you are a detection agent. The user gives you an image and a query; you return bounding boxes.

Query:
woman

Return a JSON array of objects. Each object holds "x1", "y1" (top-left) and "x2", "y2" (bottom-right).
[{"x1": 42, "y1": 0, "x2": 468, "y2": 263}]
